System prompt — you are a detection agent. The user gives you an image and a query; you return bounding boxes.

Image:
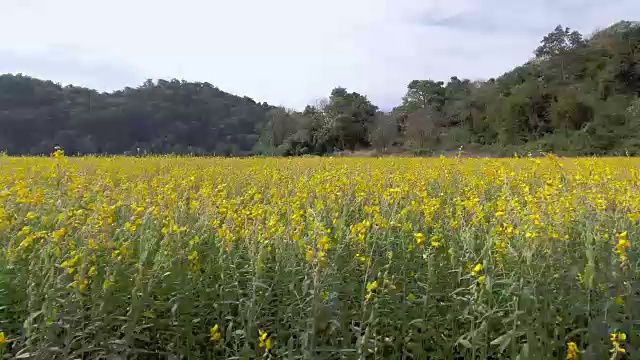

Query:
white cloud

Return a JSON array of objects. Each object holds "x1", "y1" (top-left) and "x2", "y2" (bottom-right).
[{"x1": 0, "y1": 0, "x2": 638, "y2": 109}]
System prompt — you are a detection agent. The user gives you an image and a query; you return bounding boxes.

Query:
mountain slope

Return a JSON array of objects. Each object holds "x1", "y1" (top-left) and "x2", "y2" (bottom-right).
[
  {"x1": 0, "y1": 75, "x2": 273, "y2": 155},
  {"x1": 395, "y1": 21, "x2": 640, "y2": 155}
]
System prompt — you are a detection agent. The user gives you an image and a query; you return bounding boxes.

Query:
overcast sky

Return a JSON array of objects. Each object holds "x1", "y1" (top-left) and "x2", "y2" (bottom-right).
[{"x1": 1, "y1": 0, "x2": 639, "y2": 110}]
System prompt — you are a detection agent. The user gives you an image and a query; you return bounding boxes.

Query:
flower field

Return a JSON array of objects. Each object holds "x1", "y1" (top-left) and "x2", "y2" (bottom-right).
[{"x1": 0, "y1": 153, "x2": 639, "y2": 359}]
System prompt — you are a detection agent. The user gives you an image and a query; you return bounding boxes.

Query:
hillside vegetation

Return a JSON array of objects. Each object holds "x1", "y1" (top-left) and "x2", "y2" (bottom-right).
[
  {"x1": 0, "y1": 77, "x2": 272, "y2": 155},
  {"x1": 0, "y1": 21, "x2": 639, "y2": 156}
]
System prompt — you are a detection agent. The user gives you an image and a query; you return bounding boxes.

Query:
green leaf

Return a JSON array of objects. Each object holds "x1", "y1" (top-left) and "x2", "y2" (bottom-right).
[
  {"x1": 491, "y1": 330, "x2": 514, "y2": 353},
  {"x1": 457, "y1": 338, "x2": 472, "y2": 349}
]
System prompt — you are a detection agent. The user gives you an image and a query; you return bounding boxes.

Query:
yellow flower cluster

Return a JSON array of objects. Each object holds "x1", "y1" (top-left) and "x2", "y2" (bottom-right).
[
  {"x1": 615, "y1": 231, "x2": 630, "y2": 263},
  {"x1": 1, "y1": 153, "x2": 639, "y2": 358},
  {"x1": 610, "y1": 332, "x2": 627, "y2": 355},
  {"x1": 210, "y1": 324, "x2": 222, "y2": 342},
  {"x1": 566, "y1": 341, "x2": 578, "y2": 360},
  {"x1": 258, "y1": 330, "x2": 273, "y2": 350}
]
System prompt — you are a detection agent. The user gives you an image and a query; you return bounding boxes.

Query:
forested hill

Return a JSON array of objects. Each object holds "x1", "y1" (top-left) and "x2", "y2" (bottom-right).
[
  {"x1": 444, "y1": 20, "x2": 640, "y2": 156},
  {"x1": 1, "y1": 21, "x2": 640, "y2": 156},
  {"x1": 254, "y1": 21, "x2": 640, "y2": 157},
  {"x1": 0, "y1": 76, "x2": 273, "y2": 155}
]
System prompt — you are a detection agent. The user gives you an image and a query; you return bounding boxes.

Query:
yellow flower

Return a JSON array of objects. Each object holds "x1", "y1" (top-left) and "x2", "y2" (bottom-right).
[
  {"x1": 478, "y1": 275, "x2": 486, "y2": 284},
  {"x1": 615, "y1": 232, "x2": 631, "y2": 262},
  {"x1": 610, "y1": 332, "x2": 627, "y2": 354},
  {"x1": 0, "y1": 331, "x2": 6, "y2": 345},
  {"x1": 317, "y1": 235, "x2": 329, "y2": 250},
  {"x1": 52, "y1": 228, "x2": 66, "y2": 240},
  {"x1": 566, "y1": 341, "x2": 578, "y2": 360},
  {"x1": 18, "y1": 226, "x2": 31, "y2": 236},
  {"x1": 414, "y1": 232, "x2": 425, "y2": 246},
  {"x1": 102, "y1": 280, "x2": 113, "y2": 290},
  {"x1": 321, "y1": 289, "x2": 329, "y2": 301},
  {"x1": 471, "y1": 263, "x2": 483, "y2": 275},
  {"x1": 616, "y1": 239, "x2": 630, "y2": 251},
  {"x1": 365, "y1": 280, "x2": 379, "y2": 301},
  {"x1": 258, "y1": 330, "x2": 273, "y2": 350},
  {"x1": 210, "y1": 324, "x2": 222, "y2": 342}
]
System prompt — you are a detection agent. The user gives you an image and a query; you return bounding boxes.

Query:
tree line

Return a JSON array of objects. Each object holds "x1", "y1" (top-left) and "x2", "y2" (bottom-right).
[
  {"x1": 1, "y1": 21, "x2": 639, "y2": 156},
  {"x1": 0, "y1": 77, "x2": 272, "y2": 155}
]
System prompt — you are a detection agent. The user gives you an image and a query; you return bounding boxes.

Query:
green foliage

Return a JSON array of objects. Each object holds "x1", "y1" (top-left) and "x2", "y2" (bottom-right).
[
  {"x1": 368, "y1": 113, "x2": 399, "y2": 152},
  {"x1": 400, "y1": 80, "x2": 446, "y2": 112},
  {"x1": 261, "y1": 88, "x2": 379, "y2": 155},
  {"x1": 535, "y1": 25, "x2": 585, "y2": 59},
  {"x1": 391, "y1": 21, "x2": 640, "y2": 156},
  {"x1": 0, "y1": 76, "x2": 273, "y2": 155}
]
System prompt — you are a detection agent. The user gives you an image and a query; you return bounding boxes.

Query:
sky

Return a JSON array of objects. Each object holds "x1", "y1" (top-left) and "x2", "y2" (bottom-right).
[{"x1": 1, "y1": 0, "x2": 639, "y2": 110}]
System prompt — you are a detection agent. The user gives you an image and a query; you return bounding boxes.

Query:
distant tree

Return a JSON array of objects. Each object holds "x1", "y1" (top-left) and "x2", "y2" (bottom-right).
[
  {"x1": 404, "y1": 107, "x2": 442, "y2": 149},
  {"x1": 535, "y1": 25, "x2": 585, "y2": 59},
  {"x1": 369, "y1": 113, "x2": 399, "y2": 152},
  {"x1": 549, "y1": 88, "x2": 593, "y2": 132},
  {"x1": 256, "y1": 107, "x2": 300, "y2": 153},
  {"x1": 443, "y1": 77, "x2": 472, "y2": 126},
  {"x1": 535, "y1": 25, "x2": 586, "y2": 81},
  {"x1": 400, "y1": 80, "x2": 446, "y2": 112},
  {"x1": 322, "y1": 87, "x2": 378, "y2": 150}
]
